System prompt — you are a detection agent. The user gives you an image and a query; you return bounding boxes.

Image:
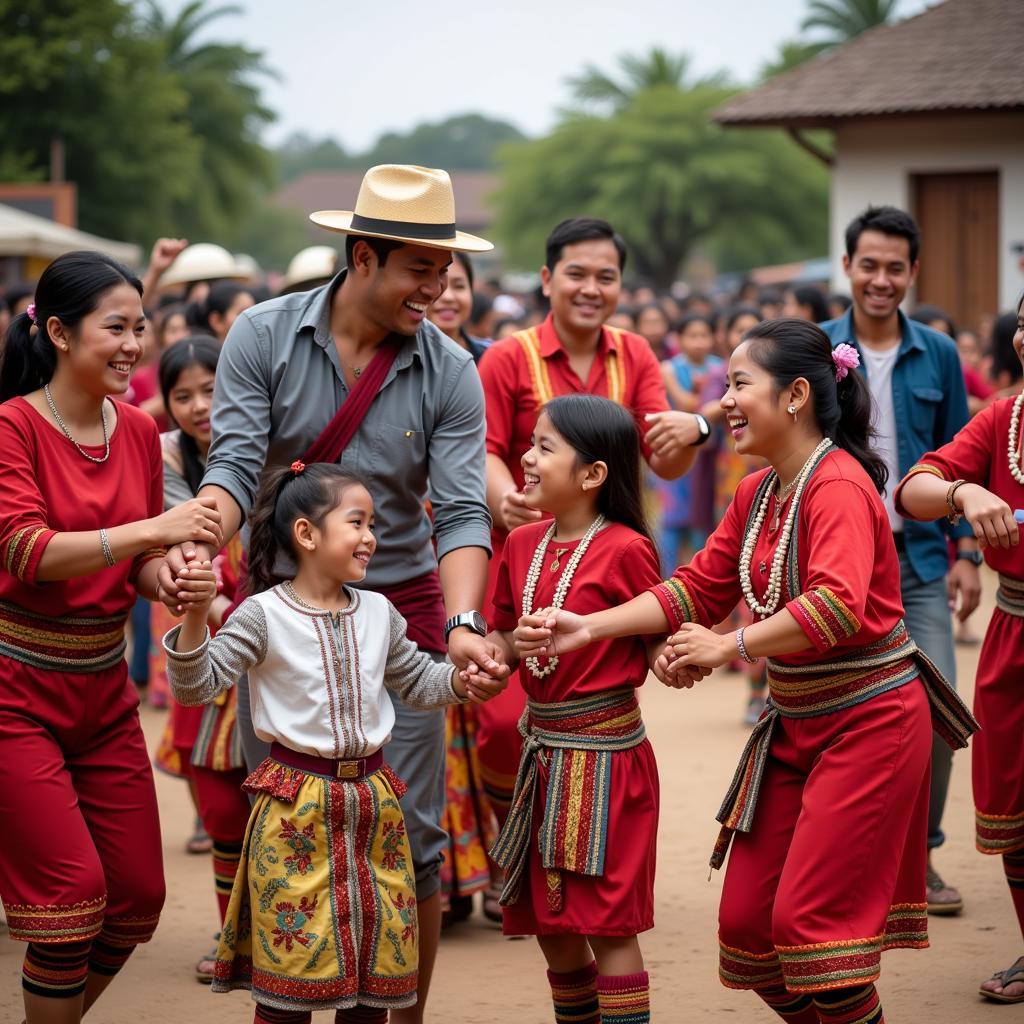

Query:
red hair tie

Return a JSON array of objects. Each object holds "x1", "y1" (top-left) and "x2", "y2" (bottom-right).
[{"x1": 290, "y1": 460, "x2": 306, "y2": 475}]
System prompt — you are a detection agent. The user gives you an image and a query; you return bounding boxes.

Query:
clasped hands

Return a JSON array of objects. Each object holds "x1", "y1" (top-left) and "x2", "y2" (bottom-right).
[{"x1": 514, "y1": 608, "x2": 734, "y2": 689}]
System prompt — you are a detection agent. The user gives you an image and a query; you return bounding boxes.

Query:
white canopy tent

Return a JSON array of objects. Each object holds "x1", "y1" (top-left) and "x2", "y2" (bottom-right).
[{"x1": 0, "y1": 203, "x2": 139, "y2": 266}]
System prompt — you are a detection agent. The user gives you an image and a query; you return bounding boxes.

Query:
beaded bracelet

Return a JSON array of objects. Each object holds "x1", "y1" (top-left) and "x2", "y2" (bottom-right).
[
  {"x1": 735, "y1": 627, "x2": 756, "y2": 664},
  {"x1": 99, "y1": 528, "x2": 116, "y2": 568},
  {"x1": 945, "y1": 479, "x2": 967, "y2": 525}
]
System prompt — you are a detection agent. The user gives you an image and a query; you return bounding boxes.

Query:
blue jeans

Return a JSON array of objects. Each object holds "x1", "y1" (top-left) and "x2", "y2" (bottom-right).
[{"x1": 898, "y1": 550, "x2": 957, "y2": 851}]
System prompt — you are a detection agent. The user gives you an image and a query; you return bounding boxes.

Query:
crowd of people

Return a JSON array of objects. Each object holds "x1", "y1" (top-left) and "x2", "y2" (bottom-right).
[{"x1": 0, "y1": 162, "x2": 1022, "y2": 1024}]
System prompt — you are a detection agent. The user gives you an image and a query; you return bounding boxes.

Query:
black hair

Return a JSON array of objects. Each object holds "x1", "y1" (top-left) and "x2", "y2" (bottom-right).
[
  {"x1": 470, "y1": 292, "x2": 491, "y2": 324},
  {"x1": 247, "y1": 463, "x2": 370, "y2": 595},
  {"x1": 0, "y1": 250, "x2": 142, "y2": 402},
  {"x1": 452, "y1": 251, "x2": 475, "y2": 291},
  {"x1": 758, "y1": 286, "x2": 784, "y2": 307},
  {"x1": 909, "y1": 303, "x2": 956, "y2": 338},
  {"x1": 344, "y1": 234, "x2": 405, "y2": 270},
  {"x1": 788, "y1": 285, "x2": 830, "y2": 324},
  {"x1": 542, "y1": 394, "x2": 654, "y2": 545},
  {"x1": 635, "y1": 302, "x2": 669, "y2": 328},
  {"x1": 676, "y1": 312, "x2": 716, "y2": 335},
  {"x1": 544, "y1": 217, "x2": 627, "y2": 274},
  {"x1": 681, "y1": 291, "x2": 712, "y2": 311},
  {"x1": 743, "y1": 317, "x2": 888, "y2": 494},
  {"x1": 153, "y1": 302, "x2": 187, "y2": 347},
  {"x1": 186, "y1": 281, "x2": 253, "y2": 337},
  {"x1": 723, "y1": 304, "x2": 762, "y2": 333},
  {"x1": 828, "y1": 293, "x2": 853, "y2": 315},
  {"x1": 4, "y1": 283, "x2": 35, "y2": 310},
  {"x1": 159, "y1": 337, "x2": 221, "y2": 494},
  {"x1": 990, "y1": 304, "x2": 1024, "y2": 387},
  {"x1": 845, "y1": 205, "x2": 920, "y2": 265}
]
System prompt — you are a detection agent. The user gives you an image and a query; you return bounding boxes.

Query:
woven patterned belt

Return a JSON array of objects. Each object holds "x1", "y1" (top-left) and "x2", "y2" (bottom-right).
[
  {"x1": 0, "y1": 600, "x2": 127, "y2": 672},
  {"x1": 710, "y1": 620, "x2": 978, "y2": 871},
  {"x1": 490, "y1": 687, "x2": 645, "y2": 911},
  {"x1": 996, "y1": 573, "x2": 1024, "y2": 617}
]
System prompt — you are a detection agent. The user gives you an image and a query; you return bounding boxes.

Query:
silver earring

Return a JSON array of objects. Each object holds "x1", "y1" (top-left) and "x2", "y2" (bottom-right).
[{"x1": 788, "y1": 404, "x2": 798, "y2": 422}]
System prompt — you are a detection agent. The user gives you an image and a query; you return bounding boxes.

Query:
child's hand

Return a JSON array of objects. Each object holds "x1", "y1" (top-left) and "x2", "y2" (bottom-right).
[
  {"x1": 664, "y1": 622, "x2": 734, "y2": 669},
  {"x1": 455, "y1": 660, "x2": 509, "y2": 704},
  {"x1": 654, "y1": 646, "x2": 712, "y2": 689},
  {"x1": 514, "y1": 607, "x2": 591, "y2": 657},
  {"x1": 177, "y1": 559, "x2": 217, "y2": 616}
]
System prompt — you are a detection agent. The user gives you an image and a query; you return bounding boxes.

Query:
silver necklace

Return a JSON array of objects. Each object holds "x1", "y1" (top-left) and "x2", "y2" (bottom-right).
[{"x1": 43, "y1": 384, "x2": 111, "y2": 464}]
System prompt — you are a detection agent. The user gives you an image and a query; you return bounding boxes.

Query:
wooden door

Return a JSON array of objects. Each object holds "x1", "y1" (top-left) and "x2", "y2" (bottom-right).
[{"x1": 912, "y1": 171, "x2": 999, "y2": 334}]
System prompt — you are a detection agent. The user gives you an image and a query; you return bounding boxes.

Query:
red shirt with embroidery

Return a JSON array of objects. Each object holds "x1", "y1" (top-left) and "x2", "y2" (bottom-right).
[
  {"x1": 0, "y1": 397, "x2": 164, "y2": 617},
  {"x1": 896, "y1": 397, "x2": 1024, "y2": 578},
  {"x1": 651, "y1": 448, "x2": 905, "y2": 657}
]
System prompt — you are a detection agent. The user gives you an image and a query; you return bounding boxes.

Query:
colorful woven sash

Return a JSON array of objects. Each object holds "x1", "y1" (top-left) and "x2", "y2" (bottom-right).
[
  {"x1": 709, "y1": 620, "x2": 978, "y2": 871},
  {"x1": 490, "y1": 687, "x2": 645, "y2": 910},
  {"x1": 0, "y1": 599, "x2": 127, "y2": 672},
  {"x1": 996, "y1": 573, "x2": 1024, "y2": 617},
  {"x1": 516, "y1": 325, "x2": 627, "y2": 408}
]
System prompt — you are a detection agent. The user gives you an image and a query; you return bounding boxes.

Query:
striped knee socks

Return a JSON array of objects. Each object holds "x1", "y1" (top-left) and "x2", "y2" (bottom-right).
[
  {"x1": 22, "y1": 940, "x2": 92, "y2": 999},
  {"x1": 757, "y1": 983, "x2": 819, "y2": 1022},
  {"x1": 1004, "y1": 849, "x2": 1024, "y2": 938},
  {"x1": 254, "y1": 1005, "x2": 311, "y2": 1024},
  {"x1": 596, "y1": 971, "x2": 650, "y2": 1024},
  {"x1": 813, "y1": 983, "x2": 884, "y2": 1024},
  {"x1": 547, "y1": 960, "x2": 600, "y2": 1023},
  {"x1": 212, "y1": 838, "x2": 244, "y2": 919},
  {"x1": 88, "y1": 936, "x2": 136, "y2": 977},
  {"x1": 334, "y1": 1006, "x2": 388, "y2": 1023}
]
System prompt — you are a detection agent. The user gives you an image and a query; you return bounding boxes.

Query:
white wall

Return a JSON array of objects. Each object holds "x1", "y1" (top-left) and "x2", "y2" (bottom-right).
[{"x1": 830, "y1": 114, "x2": 1024, "y2": 310}]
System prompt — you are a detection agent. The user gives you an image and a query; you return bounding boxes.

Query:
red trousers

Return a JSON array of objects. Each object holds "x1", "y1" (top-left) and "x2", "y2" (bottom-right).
[
  {"x1": 0, "y1": 659, "x2": 165, "y2": 946},
  {"x1": 718, "y1": 680, "x2": 932, "y2": 994}
]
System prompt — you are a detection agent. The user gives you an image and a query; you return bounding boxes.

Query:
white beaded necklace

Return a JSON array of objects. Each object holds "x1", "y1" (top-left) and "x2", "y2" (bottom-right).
[
  {"x1": 521, "y1": 514, "x2": 606, "y2": 678},
  {"x1": 1007, "y1": 392, "x2": 1024, "y2": 485},
  {"x1": 738, "y1": 438, "x2": 832, "y2": 617}
]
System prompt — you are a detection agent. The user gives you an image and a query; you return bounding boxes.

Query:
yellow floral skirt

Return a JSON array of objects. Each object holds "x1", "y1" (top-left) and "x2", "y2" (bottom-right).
[{"x1": 213, "y1": 756, "x2": 419, "y2": 1012}]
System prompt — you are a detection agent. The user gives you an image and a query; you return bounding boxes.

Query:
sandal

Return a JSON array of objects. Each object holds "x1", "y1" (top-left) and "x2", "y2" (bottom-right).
[
  {"x1": 482, "y1": 884, "x2": 503, "y2": 927},
  {"x1": 980, "y1": 958, "x2": 1024, "y2": 1003},
  {"x1": 195, "y1": 933, "x2": 220, "y2": 984},
  {"x1": 185, "y1": 818, "x2": 213, "y2": 855}
]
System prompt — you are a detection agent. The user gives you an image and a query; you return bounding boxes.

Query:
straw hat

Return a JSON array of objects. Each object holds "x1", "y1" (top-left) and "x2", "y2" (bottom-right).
[
  {"x1": 280, "y1": 245, "x2": 338, "y2": 294},
  {"x1": 159, "y1": 243, "x2": 249, "y2": 289},
  {"x1": 310, "y1": 165, "x2": 493, "y2": 253}
]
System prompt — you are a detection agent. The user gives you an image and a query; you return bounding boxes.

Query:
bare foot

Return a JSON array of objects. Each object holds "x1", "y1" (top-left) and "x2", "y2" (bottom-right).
[{"x1": 980, "y1": 955, "x2": 1024, "y2": 1001}]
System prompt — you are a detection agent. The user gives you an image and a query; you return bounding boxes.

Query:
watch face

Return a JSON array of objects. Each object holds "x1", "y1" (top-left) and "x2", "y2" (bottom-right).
[{"x1": 470, "y1": 611, "x2": 488, "y2": 635}]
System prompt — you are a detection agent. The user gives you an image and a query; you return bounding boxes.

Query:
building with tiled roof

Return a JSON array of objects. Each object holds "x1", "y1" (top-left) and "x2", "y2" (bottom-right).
[{"x1": 713, "y1": 0, "x2": 1024, "y2": 330}]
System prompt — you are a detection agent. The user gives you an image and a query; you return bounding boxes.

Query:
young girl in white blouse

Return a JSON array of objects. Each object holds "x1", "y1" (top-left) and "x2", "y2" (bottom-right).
[{"x1": 164, "y1": 461, "x2": 505, "y2": 1024}]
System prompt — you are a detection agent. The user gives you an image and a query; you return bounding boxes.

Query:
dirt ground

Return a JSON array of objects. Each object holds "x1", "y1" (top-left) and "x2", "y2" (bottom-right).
[{"x1": 2, "y1": 581, "x2": 1021, "y2": 1023}]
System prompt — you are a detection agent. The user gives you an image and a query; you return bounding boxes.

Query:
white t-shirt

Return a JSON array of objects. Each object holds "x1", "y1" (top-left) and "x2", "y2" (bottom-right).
[{"x1": 860, "y1": 344, "x2": 903, "y2": 532}]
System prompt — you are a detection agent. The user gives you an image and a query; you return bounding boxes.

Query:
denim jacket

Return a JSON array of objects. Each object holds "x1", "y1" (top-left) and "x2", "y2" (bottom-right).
[{"x1": 821, "y1": 308, "x2": 970, "y2": 585}]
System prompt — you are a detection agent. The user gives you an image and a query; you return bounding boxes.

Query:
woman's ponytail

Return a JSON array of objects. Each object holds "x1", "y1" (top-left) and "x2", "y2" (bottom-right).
[
  {"x1": 246, "y1": 466, "x2": 293, "y2": 596},
  {"x1": 0, "y1": 311, "x2": 56, "y2": 402},
  {"x1": 833, "y1": 369, "x2": 887, "y2": 494}
]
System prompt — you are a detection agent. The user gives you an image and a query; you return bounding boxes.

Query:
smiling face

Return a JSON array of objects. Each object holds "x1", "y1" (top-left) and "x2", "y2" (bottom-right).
[
  {"x1": 166, "y1": 362, "x2": 215, "y2": 449},
  {"x1": 355, "y1": 240, "x2": 453, "y2": 337},
  {"x1": 49, "y1": 282, "x2": 146, "y2": 399},
  {"x1": 520, "y1": 410, "x2": 598, "y2": 515},
  {"x1": 726, "y1": 313, "x2": 760, "y2": 352},
  {"x1": 428, "y1": 255, "x2": 472, "y2": 339},
  {"x1": 1015, "y1": 300, "x2": 1024, "y2": 369},
  {"x1": 541, "y1": 239, "x2": 622, "y2": 338},
  {"x1": 720, "y1": 341, "x2": 795, "y2": 458},
  {"x1": 298, "y1": 483, "x2": 377, "y2": 585},
  {"x1": 843, "y1": 229, "x2": 918, "y2": 323}
]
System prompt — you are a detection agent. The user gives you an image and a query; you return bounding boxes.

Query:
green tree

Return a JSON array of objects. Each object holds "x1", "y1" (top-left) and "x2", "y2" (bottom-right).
[
  {"x1": 494, "y1": 79, "x2": 827, "y2": 287},
  {"x1": 759, "y1": 40, "x2": 827, "y2": 80},
  {"x1": 800, "y1": 0, "x2": 899, "y2": 47},
  {"x1": 276, "y1": 132, "x2": 352, "y2": 184},
  {"x1": 143, "y1": 0, "x2": 276, "y2": 239},
  {"x1": 0, "y1": 0, "x2": 199, "y2": 243},
  {"x1": 568, "y1": 49, "x2": 729, "y2": 110},
  {"x1": 361, "y1": 113, "x2": 524, "y2": 170}
]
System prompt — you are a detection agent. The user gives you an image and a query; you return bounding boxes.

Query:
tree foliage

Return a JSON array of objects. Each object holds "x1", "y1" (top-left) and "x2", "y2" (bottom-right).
[
  {"x1": 493, "y1": 73, "x2": 828, "y2": 286},
  {"x1": 801, "y1": 0, "x2": 900, "y2": 46}
]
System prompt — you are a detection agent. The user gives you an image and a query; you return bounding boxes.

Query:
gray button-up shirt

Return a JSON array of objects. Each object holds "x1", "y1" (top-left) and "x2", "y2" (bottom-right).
[{"x1": 202, "y1": 271, "x2": 491, "y2": 587}]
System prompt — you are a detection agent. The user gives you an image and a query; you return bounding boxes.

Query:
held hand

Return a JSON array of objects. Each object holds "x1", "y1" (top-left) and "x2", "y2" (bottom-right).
[
  {"x1": 157, "y1": 541, "x2": 214, "y2": 613},
  {"x1": 513, "y1": 607, "x2": 592, "y2": 658},
  {"x1": 151, "y1": 496, "x2": 223, "y2": 549},
  {"x1": 500, "y1": 488, "x2": 543, "y2": 532},
  {"x1": 455, "y1": 660, "x2": 509, "y2": 704},
  {"x1": 664, "y1": 623, "x2": 735, "y2": 670},
  {"x1": 447, "y1": 629, "x2": 511, "y2": 679},
  {"x1": 176, "y1": 560, "x2": 217, "y2": 616},
  {"x1": 657, "y1": 649, "x2": 713, "y2": 689},
  {"x1": 958, "y1": 484, "x2": 1019, "y2": 549},
  {"x1": 947, "y1": 558, "x2": 982, "y2": 622},
  {"x1": 643, "y1": 411, "x2": 700, "y2": 458},
  {"x1": 147, "y1": 237, "x2": 188, "y2": 277}
]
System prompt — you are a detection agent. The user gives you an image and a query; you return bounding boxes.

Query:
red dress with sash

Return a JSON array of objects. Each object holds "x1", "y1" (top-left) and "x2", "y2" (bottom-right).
[{"x1": 489, "y1": 521, "x2": 661, "y2": 935}]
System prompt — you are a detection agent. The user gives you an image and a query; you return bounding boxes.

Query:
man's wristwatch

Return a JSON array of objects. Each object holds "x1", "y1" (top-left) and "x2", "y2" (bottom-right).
[
  {"x1": 955, "y1": 550, "x2": 983, "y2": 567},
  {"x1": 691, "y1": 413, "x2": 711, "y2": 446},
  {"x1": 444, "y1": 610, "x2": 488, "y2": 643}
]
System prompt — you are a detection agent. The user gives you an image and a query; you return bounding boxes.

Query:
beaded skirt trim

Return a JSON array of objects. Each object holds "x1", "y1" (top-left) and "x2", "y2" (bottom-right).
[
  {"x1": 976, "y1": 809, "x2": 1024, "y2": 855},
  {"x1": 0, "y1": 600, "x2": 127, "y2": 671},
  {"x1": 995, "y1": 573, "x2": 1024, "y2": 617},
  {"x1": 709, "y1": 621, "x2": 978, "y2": 871},
  {"x1": 490, "y1": 688, "x2": 645, "y2": 910}
]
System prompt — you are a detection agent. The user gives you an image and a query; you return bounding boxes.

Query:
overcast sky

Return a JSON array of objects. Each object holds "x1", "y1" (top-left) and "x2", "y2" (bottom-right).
[{"x1": 166, "y1": 0, "x2": 932, "y2": 151}]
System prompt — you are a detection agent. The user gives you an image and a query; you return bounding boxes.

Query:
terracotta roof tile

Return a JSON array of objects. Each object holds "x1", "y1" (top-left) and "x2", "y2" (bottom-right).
[{"x1": 714, "y1": 0, "x2": 1023, "y2": 126}]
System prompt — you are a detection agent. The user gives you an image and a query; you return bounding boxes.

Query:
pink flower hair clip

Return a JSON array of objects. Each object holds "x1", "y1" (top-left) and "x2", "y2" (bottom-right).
[
  {"x1": 25, "y1": 303, "x2": 37, "y2": 324},
  {"x1": 832, "y1": 343, "x2": 860, "y2": 382}
]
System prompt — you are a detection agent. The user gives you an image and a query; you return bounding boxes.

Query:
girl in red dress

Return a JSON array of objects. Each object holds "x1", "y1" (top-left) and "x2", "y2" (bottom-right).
[
  {"x1": 895, "y1": 293, "x2": 1024, "y2": 1004},
  {"x1": 467, "y1": 393, "x2": 662, "y2": 1024},
  {"x1": 0, "y1": 252, "x2": 222, "y2": 1024},
  {"x1": 517, "y1": 321, "x2": 976, "y2": 1024}
]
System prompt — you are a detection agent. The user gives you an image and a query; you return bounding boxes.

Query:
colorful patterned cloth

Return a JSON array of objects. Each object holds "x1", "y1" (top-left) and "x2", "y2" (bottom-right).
[{"x1": 213, "y1": 756, "x2": 419, "y2": 1012}]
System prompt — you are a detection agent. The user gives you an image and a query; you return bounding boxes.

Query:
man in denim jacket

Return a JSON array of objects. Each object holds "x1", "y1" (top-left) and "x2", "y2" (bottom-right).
[{"x1": 822, "y1": 205, "x2": 980, "y2": 916}]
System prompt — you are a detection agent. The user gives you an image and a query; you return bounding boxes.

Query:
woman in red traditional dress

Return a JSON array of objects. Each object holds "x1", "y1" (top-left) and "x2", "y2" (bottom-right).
[
  {"x1": 0, "y1": 252, "x2": 222, "y2": 1024},
  {"x1": 517, "y1": 320, "x2": 976, "y2": 1024},
  {"x1": 896, "y1": 293, "x2": 1024, "y2": 1005},
  {"x1": 465, "y1": 393, "x2": 662, "y2": 1024}
]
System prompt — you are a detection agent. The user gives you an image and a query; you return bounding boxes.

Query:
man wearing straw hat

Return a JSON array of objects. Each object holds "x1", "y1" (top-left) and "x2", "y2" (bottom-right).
[{"x1": 158, "y1": 165, "x2": 499, "y2": 1022}]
